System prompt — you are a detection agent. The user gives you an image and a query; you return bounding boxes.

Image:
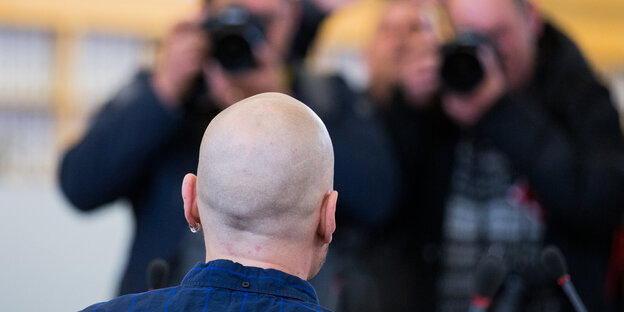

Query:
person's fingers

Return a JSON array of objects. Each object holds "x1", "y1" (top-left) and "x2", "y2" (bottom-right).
[
  {"x1": 477, "y1": 44, "x2": 506, "y2": 86},
  {"x1": 442, "y1": 95, "x2": 462, "y2": 118},
  {"x1": 444, "y1": 103, "x2": 468, "y2": 126},
  {"x1": 205, "y1": 60, "x2": 256, "y2": 109},
  {"x1": 478, "y1": 44, "x2": 498, "y2": 68},
  {"x1": 170, "y1": 27, "x2": 206, "y2": 54},
  {"x1": 204, "y1": 61, "x2": 233, "y2": 107},
  {"x1": 178, "y1": 34, "x2": 206, "y2": 66},
  {"x1": 152, "y1": 15, "x2": 209, "y2": 107},
  {"x1": 167, "y1": 27, "x2": 208, "y2": 75},
  {"x1": 443, "y1": 95, "x2": 479, "y2": 127},
  {"x1": 252, "y1": 43, "x2": 279, "y2": 69}
]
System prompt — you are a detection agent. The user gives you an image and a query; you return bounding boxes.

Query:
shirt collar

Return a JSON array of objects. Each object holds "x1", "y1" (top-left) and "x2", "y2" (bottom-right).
[{"x1": 180, "y1": 259, "x2": 320, "y2": 304}]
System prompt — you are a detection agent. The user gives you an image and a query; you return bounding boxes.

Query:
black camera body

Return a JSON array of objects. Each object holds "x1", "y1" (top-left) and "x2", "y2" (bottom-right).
[
  {"x1": 440, "y1": 32, "x2": 492, "y2": 93},
  {"x1": 203, "y1": 6, "x2": 266, "y2": 72}
]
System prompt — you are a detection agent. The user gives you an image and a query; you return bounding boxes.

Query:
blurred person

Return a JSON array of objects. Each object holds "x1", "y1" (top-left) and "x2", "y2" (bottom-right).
[
  {"x1": 437, "y1": 0, "x2": 624, "y2": 310},
  {"x1": 303, "y1": 2, "x2": 440, "y2": 311},
  {"x1": 80, "y1": 92, "x2": 337, "y2": 312},
  {"x1": 306, "y1": 0, "x2": 443, "y2": 92},
  {"x1": 59, "y1": 0, "x2": 398, "y2": 297},
  {"x1": 378, "y1": 0, "x2": 624, "y2": 310},
  {"x1": 356, "y1": 1, "x2": 446, "y2": 311},
  {"x1": 366, "y1": 0, "x2": 440, "y2": 107}
]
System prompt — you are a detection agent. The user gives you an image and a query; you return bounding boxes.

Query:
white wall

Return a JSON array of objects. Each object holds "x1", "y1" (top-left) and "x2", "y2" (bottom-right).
[{"x1": 0, "y1": 179, "x2": 132, "y2": 311}]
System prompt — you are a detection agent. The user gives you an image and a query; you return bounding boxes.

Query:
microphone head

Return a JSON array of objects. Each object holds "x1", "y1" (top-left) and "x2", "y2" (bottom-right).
[
  {"x1": 474, "y1": 255, "x2": 505, "y2": 298},
  {"x1": 541, "y1": 245, "x2": 568, "y2": 280},
  {"x1": 147, "y1": 258, "x2": 170, "y2": 290}
]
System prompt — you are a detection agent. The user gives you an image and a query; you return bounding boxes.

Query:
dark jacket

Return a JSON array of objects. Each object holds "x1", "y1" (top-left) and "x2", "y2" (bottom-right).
[
  {"x1": 379, "y1": 23, "x2": 624, "y2": 311},
  {"x1": 59, "y1": 71, "x2": 400, "y2": 295},
  {"x1": 59, "y1": 72, "x2": 218, "y2": 294}
]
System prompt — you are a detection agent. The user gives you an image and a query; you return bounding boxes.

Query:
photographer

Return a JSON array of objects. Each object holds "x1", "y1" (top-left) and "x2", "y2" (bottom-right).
[
  {"x1": 379, "y1": 0, "x2": 624, "y2": 310},
  {"x1": 59, "y1": 0, "x2": 399, "y2": 296}
]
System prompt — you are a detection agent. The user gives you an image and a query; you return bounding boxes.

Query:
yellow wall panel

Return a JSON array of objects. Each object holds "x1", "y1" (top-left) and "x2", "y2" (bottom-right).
[
  {"x1": 535, "y1": 0, "x2": 624, "y2": 72},
  {"x1": 0, "y1": 0, "x2": 200, "y2": 38}
]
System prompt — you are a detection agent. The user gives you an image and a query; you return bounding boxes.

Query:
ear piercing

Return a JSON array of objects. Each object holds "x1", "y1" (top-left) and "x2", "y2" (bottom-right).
[{"x1": 189, "y1": 222, "x2": 202, "y2": 233}]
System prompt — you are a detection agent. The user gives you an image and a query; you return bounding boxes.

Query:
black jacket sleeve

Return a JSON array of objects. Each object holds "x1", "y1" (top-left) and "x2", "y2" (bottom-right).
[
  {"x1": 478, "y1": 30, "x2": 624, "y2": 234},
  {"x1": 59, "y1": 71, "x2": 183, "y2": 211},
  {"x1": 294, "y1": 73, "x2": 401, "y2": 227}
]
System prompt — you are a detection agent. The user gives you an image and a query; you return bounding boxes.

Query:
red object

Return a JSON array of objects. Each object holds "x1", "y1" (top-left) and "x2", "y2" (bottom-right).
[
  {"x1": 557, "y1": 274, "x2": 570, "y2": 286},
  {"x1": 508, "y1": 180, "x2": 545, "y2": 222},
  {"x1": 606, "y1": 224, "x2": 624, "y2": 299},
  {"x1": 471, "y1": 295, "x2": 491, "y2": 308}
]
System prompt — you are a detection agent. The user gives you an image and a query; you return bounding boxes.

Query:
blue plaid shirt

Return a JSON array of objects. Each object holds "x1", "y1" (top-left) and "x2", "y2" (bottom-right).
[{"x1": 81, "y1": 259, "x2": 331, "y2": 312}]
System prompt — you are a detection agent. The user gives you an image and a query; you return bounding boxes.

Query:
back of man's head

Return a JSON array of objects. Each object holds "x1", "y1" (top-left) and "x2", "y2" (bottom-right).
[{"x1": 182, "y1": 92, "x2": 336, "y2": 279}]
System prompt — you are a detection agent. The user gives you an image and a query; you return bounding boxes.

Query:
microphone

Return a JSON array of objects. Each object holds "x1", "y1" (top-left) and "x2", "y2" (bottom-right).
[
  {"x1": 146, "y1": 258, "x2": 170, "y2": 291},
  {"x1": 540, "y1": 246, "x2": 588, "y2": 312},
  {"x1": 469, "y1": 255, "x2": 505, "y2": 312}
]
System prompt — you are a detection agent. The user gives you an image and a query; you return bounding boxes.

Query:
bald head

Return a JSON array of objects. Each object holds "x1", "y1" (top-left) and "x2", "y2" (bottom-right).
[{"x1": 196, "y1": 92, "x2": 334, "y2": 239}]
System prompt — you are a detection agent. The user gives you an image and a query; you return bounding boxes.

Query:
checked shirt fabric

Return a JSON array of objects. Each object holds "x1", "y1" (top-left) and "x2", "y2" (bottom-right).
[{"x1": 81, "y1": 259, "x2": 331, "y2": 312}]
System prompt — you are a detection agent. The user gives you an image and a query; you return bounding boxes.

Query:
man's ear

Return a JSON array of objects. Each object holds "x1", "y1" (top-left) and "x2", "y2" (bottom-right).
[
  {"x1": 182, "y1": 173, "x2": 201, "y2": 226},
  {"x1": 318, "y1": 191, "x2": 338, "y2": 244}
]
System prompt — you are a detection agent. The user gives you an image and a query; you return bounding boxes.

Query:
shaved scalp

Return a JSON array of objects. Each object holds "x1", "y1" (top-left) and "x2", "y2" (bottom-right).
[{"x1": 197, "y1": 92, "x2": 334, "y2": 240}]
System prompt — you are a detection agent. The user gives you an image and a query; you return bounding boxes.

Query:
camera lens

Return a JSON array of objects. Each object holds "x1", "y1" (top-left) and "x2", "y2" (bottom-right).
[
  {"x1": 204, "y1": 6, "x2": 265, "y2": 73},
  {"x1": 441, "y1": 45, "x2": 483, "y2": 93},
  {"x1": 213, "y1": 34, "x2": 255, "y2": 72},
  {"x1": 440, "y1": 32, "x2": 491, "y2": 93}
]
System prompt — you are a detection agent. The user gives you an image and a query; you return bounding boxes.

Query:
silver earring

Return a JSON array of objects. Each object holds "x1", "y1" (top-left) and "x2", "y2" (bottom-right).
[{"x1": 189, "y1": 222, "x2": 201, "y2": 233}]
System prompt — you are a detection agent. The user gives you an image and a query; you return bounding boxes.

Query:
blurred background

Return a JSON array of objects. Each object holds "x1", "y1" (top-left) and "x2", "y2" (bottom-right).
[{"x1": 0, "y1": 0, "x2": 622, "y2": 311}]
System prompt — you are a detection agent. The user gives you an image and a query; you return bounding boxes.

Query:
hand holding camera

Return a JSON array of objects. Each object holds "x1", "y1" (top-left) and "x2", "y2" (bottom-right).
[
  {"x1": 440, "y1": 31, "x2": 507, "y2": 127},
  {"x1": 152, "y1": 6, "x2": 287, "y2": 111},
  {"x1": 152, "y1": 16, "x2": 208, "y2": 110}
]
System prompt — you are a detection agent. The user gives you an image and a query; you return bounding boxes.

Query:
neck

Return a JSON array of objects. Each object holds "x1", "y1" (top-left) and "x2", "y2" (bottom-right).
[{"x1": 203, "y1": 234, "x2": 315, "y2": 280}]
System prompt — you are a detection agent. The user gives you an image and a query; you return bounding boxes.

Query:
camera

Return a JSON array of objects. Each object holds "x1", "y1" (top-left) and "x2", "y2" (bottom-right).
[
  {"x1": 440, "y1": 32, "x2": 492, "y2": 93},
  {"x1": 203, "y1": 6, "x2": 266, "y2": 72}
]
